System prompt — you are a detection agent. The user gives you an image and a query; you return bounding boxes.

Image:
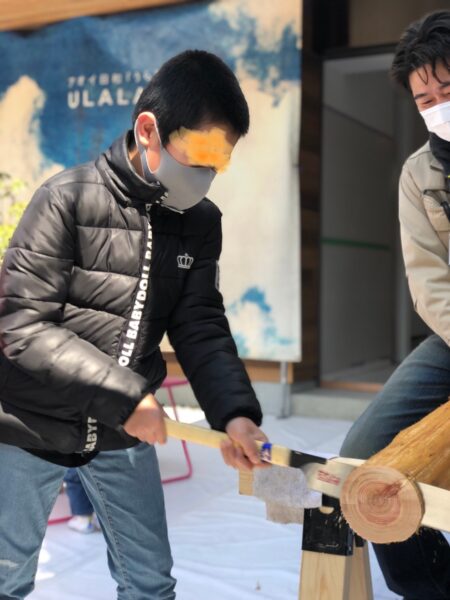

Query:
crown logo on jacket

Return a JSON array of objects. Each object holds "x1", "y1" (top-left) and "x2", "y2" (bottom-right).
[{"x1": 177, "y1": 253, "x2": 194, "y2": 269}]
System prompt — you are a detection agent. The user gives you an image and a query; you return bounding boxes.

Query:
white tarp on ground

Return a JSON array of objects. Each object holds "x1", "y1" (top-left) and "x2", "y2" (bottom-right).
[{"x1": 30, "y1": 411, "x2": 405, "y2": 600}]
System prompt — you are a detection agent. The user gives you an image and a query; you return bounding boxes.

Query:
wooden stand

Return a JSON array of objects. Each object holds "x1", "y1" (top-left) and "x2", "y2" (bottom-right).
[
  {"x1": 300, "y1": 502, "x2": 373, "y2": 600},
  {"x1": 300, "y1": 535, "x2": 373, "y2": 600},
  {"x1": 239, "y1": 471, "x2": 373, "y2": 600},
  {"x1": 340, "y1": 399, "x2": 450, "y2": 543}
]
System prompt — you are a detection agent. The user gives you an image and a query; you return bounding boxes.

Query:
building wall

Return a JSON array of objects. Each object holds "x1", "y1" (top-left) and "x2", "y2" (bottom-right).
[
  {"x1": 349, "y1": 0, "x2": 450, "y2": 47},
  {"x1": 320, "y1": 53, "x2": 432, "y2": 375},
  {"x1": 320, "y1": 112, "x2": 396, "y2": 372},
  {"x1": 321, "y1": 62, "x2": 396, "y2": 374}
]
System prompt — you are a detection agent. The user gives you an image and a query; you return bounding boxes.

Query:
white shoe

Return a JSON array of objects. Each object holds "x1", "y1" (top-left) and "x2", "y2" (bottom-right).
[
  {"x1": 67, "y1": 515, "x2": 97, "y2": 534},
  {"x1": 91, "y1": 513, "x2": 101, "y2": 531}
]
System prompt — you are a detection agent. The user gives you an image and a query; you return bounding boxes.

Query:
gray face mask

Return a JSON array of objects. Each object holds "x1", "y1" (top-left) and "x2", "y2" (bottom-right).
[{"x1": 134, "y1": 121, "x2": 216, "y2": 213}]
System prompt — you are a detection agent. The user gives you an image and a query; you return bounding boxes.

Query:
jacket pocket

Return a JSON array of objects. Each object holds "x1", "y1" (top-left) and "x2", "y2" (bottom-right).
[
  {"x1": 423, "y1": 192, "x2": 450, "y2": 232},
  {"x1": 423, "y1": 192, "x2": 450, "y2": 250}
]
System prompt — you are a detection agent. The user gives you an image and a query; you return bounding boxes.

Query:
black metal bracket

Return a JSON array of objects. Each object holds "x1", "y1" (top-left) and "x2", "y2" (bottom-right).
[
  {"x1": 289, "y1": 450, "x2": 327, "y2": 469},
  {"x1": 302, "y1": 495, "x2": 354, "y2": 556}
]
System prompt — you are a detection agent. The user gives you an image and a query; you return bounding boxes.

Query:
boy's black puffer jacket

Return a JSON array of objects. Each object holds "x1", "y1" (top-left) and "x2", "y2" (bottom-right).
[{"x1": 0, "y1": 131, "x2": 262, "y2": 465}]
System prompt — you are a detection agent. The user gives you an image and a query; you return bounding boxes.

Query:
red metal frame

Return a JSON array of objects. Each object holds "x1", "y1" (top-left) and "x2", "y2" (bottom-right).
[{"x1": 160, "y1": 377, "x2": 193, "y2": 484}]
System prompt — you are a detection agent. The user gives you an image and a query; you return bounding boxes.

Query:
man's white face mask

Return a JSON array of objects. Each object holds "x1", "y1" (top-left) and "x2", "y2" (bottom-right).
[{"x1": 420, "y1": 100, "x2": 450, "y2": 142}]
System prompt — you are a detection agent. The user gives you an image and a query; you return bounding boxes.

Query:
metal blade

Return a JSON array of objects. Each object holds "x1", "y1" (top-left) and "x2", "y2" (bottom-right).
[{"x1": 301, "y1": 459, "x2": 357, "y2": 499}]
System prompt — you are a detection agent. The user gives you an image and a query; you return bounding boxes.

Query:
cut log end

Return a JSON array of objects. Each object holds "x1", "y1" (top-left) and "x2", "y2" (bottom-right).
[{"x1": 340, "y1": 466, "x2": 424, "y2": 543}]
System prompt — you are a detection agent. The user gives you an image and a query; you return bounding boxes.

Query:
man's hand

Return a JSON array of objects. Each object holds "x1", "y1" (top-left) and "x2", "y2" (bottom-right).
[
  {"x1": 123, "y1": 393, "x2": 167, "y2": 445},
  {"x1": 221, "y1": 417, "x2": 269, "y2": 472}
]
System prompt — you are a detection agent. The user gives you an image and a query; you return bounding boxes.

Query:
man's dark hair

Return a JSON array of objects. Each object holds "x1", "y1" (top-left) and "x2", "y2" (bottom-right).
[
  {"x1": 132, "y1": 50, "x2": 250, "y2": 145},
  {"x1": 390, "y1": 10, "x2": 450, "y2": 89}
]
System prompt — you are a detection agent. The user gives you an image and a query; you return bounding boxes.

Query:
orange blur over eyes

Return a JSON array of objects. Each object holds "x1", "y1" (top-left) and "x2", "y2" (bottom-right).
[{"x1": 169, "y1": 127, "x2": 233, "y2": 173}]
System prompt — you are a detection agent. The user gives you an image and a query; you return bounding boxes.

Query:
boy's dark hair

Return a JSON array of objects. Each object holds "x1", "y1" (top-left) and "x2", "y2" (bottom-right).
[
  {"x1": 390, "y1": 10, "x2": 450, "y2": 89},
  {"x1": 132, "y1": 50, "x2": 250, "y2": 145}
]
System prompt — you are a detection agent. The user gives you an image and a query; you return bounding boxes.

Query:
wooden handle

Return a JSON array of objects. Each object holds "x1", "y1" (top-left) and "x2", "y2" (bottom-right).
[
  {"x1": 165, "y1": 419, "x2": 292, "y2": 466},
  {"x1": 165, "y1": 419, "x2": 228, "y2": 449}
]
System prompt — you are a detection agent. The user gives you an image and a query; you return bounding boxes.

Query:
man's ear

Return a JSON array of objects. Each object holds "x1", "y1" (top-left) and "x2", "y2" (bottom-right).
[{"x1": 135, "y1": 112, "x2": 158, "y2": 148}]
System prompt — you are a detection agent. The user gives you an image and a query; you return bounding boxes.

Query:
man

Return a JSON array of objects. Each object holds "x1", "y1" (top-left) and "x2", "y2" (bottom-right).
[
  {"x1": 341, "y1": 11, "x2": 450, "y2": 600},
  {"x1": 0, "y1": 50, "x2": 267, "y2": 599}
]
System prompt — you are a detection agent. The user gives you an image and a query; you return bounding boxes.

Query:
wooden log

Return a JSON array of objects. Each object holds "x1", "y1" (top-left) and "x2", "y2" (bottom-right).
[
  {"x1": 0, "y1": 0, "x2": 188, "y2": 32},
  {"x1": 340, "y1": 399, "x2": 450, "y2": 543}
]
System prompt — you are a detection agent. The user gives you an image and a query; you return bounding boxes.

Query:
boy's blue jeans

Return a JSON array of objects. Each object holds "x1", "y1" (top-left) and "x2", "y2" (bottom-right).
[
  {"x1": 64, "y1": 468, "x2": 94, "y2": 516},
  {"x1": 0, "y1": 442, "x2": 176, "y2": 599},
  {"x1": 341, "y1": 334, "x2": 450, "y2": 600}
]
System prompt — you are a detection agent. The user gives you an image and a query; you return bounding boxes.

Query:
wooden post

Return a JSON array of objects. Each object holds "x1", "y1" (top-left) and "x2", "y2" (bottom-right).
[
  {"x1": 300, "y1": 551, "x2": 351, "y2": 600},
  {"x1": 238, "y1": 470, "x2": 254, "y2": 496},
  {"x1": 348, "y1": 539, "x2": 373, "y2": 600},
  {"x1": 340, "y1": 399, "x2": 450, "y2": 543},
  {"x1": 0, "y1": 0, "x2": 189, "y2": 31},
  {"x1": 299, "y1": 539, "x2": 373, "y2": 600}
]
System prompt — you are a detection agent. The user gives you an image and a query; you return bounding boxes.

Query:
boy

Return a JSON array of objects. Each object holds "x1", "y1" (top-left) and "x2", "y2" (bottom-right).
[{"x1": 0, "y1": 50, "x2": 266, "y2": 599}]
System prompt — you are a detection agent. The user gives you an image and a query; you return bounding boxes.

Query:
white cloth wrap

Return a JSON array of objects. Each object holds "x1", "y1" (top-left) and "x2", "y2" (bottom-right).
[{"x1": 252, "y1": 459, "x2": 331, "y2": 524}]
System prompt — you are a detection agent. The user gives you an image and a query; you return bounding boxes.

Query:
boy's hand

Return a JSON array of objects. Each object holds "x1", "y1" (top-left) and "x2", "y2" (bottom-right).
[
  {"x1": 123, "y1": 393, "x2": 167, "y2": 445},
  {"x1": 221, "y1": 417, "x2": 269, "y2": 472}
]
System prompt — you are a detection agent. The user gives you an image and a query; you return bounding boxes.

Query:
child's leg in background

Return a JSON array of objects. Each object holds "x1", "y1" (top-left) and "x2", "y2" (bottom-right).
[{"x1": 64, "y1": 468, "x2": 93, "y2": 516}]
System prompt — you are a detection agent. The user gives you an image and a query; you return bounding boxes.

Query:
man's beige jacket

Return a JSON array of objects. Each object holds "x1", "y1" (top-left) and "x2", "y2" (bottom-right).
[{"x1": 400, "y1": 141, "x2": 450, "y2": 344}]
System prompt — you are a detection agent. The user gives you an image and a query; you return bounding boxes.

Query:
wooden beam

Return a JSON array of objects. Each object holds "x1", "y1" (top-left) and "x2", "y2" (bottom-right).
[
  {"x1": 164, "y1": 352, "x2": 295, "y2": 384},
  {"x1": 321, "y1": 380, "x2": 383, "y2": 393},
  {"x1": 300, "y1": 551, "x2": 351, "y2": 600},
  {"x1": 348, "y1": 543, "x2": 374, "y2": 600},
  {"x1": 238, "y1": 470, "x2": 254, "y2": 496},
  {"x1": 294, "y1": 0, "x2": 323, "y2": 384},
  {"x1": 0, "y1": 0, "x2": 190, "y2": 31}
]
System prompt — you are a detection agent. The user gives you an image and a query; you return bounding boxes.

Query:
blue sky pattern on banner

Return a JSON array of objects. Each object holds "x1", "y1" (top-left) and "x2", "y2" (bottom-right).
[
  {"x1": 228, "y1": 287, "x2": 294, "y2": 358},
  {"x1": 0, "y1": 5, "x2": 300, "y2": 168}
]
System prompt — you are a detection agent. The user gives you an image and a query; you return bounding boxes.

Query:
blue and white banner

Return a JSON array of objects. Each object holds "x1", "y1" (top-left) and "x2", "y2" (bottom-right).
[{"x1": 0, "y1": 0, "x2": 302, "y2": 361}]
